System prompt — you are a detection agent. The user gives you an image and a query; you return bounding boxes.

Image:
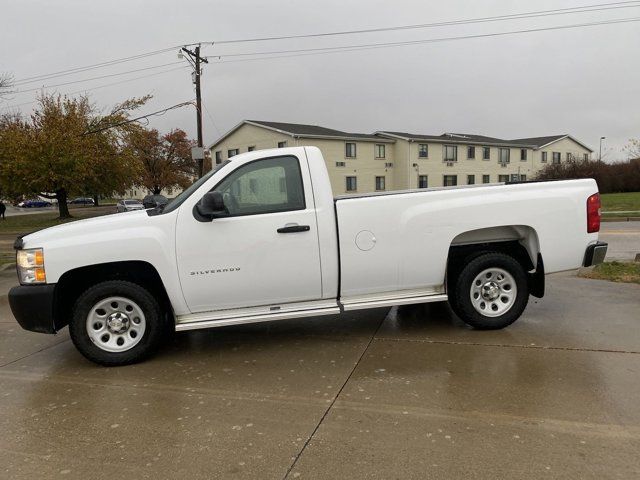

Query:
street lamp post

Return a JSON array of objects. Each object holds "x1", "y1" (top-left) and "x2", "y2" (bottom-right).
[{"x1": 599, "y1": 136, "x2": 606, "y2": 162}]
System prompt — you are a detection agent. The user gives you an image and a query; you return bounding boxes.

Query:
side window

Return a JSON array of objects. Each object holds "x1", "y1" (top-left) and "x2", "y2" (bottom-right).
[{"x1": 212, "y1": 156, "x2": 305, "y2": 216}]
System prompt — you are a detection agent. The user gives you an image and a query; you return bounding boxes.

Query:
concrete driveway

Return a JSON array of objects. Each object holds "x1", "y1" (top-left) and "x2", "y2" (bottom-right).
[{"x1": 0, "y1": 269, "x2": 638, "y2": 479}]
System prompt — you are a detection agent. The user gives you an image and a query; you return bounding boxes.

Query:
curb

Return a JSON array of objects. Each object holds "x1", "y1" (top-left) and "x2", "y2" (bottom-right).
[{"x1": 602, "y1": 217, "x2": 640, "y2": 222}]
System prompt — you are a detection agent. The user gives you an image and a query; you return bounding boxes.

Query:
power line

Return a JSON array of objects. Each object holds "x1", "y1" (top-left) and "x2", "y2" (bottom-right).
[
  {"x1": 11, "y1": 1, "x2": 639, "y2": 88},
  {"x1": 206, "y1": 0, "x2": 640, "y2": 45},
  {"x1": 0, "y1": 65, "x2": 190, "y2": 111},
  {"x1": 202, "y1": 103, "x2": 221, "y2": 136},
  {"x1": 13, "y1": 46, "x2": 181, "y2": 86},
  {"x1": 11, "y1": 61, "x2": 185, "y2": 95},
  {"x1": 206, "y1": 16, "x2": 640, "y2": 62},
  {"x1": 83, "y1": 100, "x2": 195, "y2": 135}
]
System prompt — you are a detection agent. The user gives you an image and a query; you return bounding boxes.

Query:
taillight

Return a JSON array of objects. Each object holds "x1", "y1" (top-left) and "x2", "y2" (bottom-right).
[{"x1": 587, "y1": 193, "x2": 601, "y2": 233}]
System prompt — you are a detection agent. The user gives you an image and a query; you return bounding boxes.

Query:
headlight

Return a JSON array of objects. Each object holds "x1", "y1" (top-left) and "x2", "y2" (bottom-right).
[{"x1": 16, "y1": 248, "x2": 46, "y2": 284}]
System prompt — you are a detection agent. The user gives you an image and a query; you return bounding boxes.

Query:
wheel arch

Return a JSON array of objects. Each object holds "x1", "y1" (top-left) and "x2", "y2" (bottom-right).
[
  {"x1": 53, "y1": 261, "x2": 173, "y2": 331},
  {"x1": 446, "y1": 225, "x2": 545, "y2": 298}
]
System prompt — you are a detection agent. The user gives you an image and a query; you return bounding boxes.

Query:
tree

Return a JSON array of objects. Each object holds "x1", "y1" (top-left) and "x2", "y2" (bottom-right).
[
  {"x1": 625, "y1": 139, "x2": 640, "y2": 160},
  {"x1": 535, "y1": 157, "x2": 640, "y2": 193},
  {"x1": 128, "y1": 127, "x2": 196, "y2": 195},
  {"x1": 0, "y1": 93, "x2": 149, "y2": 218},
  {"x1": 0, "y1": 73, "x2": 13, "y2": 99}
]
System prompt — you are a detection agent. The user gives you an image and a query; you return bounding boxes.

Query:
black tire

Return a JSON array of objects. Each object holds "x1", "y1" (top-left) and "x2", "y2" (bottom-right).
[
  {"x1": 450, "y1": 252, "x2": 529, "y2": 330},
  {"x1": 69, "y1": 280, "x2": 167, "y2": 366}
]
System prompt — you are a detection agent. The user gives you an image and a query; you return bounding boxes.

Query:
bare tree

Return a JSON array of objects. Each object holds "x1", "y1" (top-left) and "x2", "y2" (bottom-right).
[{"x1": 0, "y1": 73, "x2": 14, "y2": 99}]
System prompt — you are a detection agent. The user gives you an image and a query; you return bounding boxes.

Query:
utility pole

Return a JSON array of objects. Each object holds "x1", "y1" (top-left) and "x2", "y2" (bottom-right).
[
  {"x1": 599, "y1": 136, "x2": 606, "y2": 162},
  {"x1": 180, "y1": 45, "x2": 209, "y2": 177}
]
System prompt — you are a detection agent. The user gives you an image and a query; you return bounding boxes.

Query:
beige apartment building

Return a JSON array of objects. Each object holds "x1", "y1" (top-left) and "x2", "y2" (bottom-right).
[{"x1": 209, "y1": 120, "x2": 593, "y2": 195}]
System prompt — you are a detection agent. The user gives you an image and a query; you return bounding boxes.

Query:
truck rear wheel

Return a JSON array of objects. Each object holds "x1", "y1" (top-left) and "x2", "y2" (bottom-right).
[
  {"x1": 450, "y1": 252, "x2": 529, "y2": 329},
  {"x1": 69, "y1": 280, "x2": 166, "y2": 366}
]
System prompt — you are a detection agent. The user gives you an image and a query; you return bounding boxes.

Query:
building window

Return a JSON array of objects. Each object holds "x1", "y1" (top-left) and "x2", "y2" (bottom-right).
[
  {"x1": 375, "y1": 144, "x2": 385, "y2": 159},
  {"x1": 418, "y1": 144, "x2": 428, "y2": 158},
  {"x1": 346, "y1": 176, "x2": 357, "y2": 192},
  {"x1": 248, "y1": 146, "x2": 255, "y2": 152},
  {"x1": 345, "y1": 143, "x2": 356, "y2": 158},
  {"x1": 520, "y1": 149, "x2": 527, "y2": 161},
  {"x1": 483, "y1": 147, "x2": 490, "y2": 160},
  {"x1": 499, "y1": 148, "x2": 510, "y2": 164},
  {"x1": 277, "y1": 141, "x2": 287, "y2": 148},
  {"x1": 583, "y1": 153, "x2": 589, "y2": 161},
  {"x1": 467, "y1": 146, "x2": 475, "y2": 159},
  {"x1": 520, "y1": 174, "x2": 527, "y2": 181},
  {"x1": 228, "y1": 148, "x2": 239, "y2": 158},
  {"x1": 498, "y1": 175, "x2": 509, "y2": 183},
  {"x1": 552, "y1": 152, "x2": 561, "y2": 164},
  {"x1": 566, "y1": 152, "x2": 573, "y2": 161},
  {"x1": 443, "y1": 175, "x2": 457, "y2": 187},
  {"x1": 510, "y1": 174, "x2": 520, "y2": 182},
  {"x1": 375, "y1": 176, "x2": 386, "y2": 191},
  {"x1": 418, "y1": 175, "x2": 428, "y2": 188},
  {"x1": 467, "y1": 174, "x2": 475, "y2": 185},
  {"x1": 335, "y1": 161, "x2": 345, "y2": 167},
  {"x1": 215, "y1": 151, "x2": 222, "y2": 164},
  {"x1": 482, "y1": 174, "x2": 490, "y2": 183},
  {"x1": 384, "y1": 162, "x2": 393, "y2": 168},
  {"x1": 541, "y1": 151, "x2": 547, "y2": 163},
  {"x1": 444, "y1": 145, "x2": 457, "y2": 162}
]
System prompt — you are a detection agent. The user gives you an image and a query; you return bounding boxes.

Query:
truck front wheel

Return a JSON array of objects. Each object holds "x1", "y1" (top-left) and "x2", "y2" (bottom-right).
[
  {"x1": 450, "y1": 252, "x2": 529, "y2": 330},
  {"x1": 69, "y1": 280, "x2": 167, "y2": 366}
]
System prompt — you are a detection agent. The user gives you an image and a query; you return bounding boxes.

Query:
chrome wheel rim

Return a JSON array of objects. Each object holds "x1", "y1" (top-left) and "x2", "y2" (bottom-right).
[
  {"x1": 470, "y1": 268, "x2": 517, "y2": 317},
  {"x1": 86, "y1": 296, "x2": 146, "y2": 352}
]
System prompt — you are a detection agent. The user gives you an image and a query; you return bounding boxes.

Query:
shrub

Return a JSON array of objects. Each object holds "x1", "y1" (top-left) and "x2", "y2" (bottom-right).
[{"x1": 535, "y1": 158, "x2": 640, "y2": 193}]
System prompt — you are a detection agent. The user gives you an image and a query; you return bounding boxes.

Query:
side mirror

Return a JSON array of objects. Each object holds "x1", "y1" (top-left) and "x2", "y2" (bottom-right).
[{"x1": 194, "y1": 191, "x2": 227, "y2": 222}]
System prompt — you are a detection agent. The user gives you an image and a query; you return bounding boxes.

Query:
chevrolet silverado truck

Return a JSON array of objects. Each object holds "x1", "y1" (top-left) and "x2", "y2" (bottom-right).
[{"x1": 9, "y1": 146, "x2": 608, "y2": 365}]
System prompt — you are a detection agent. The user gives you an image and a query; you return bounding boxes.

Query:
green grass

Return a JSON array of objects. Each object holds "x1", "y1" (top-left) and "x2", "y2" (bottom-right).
[
  {"x1": 0, "y1": 206, "x2": 114, "y2": 265},
  {"x1": 580, "y1": 261, "x2": 640, "y2": 285},
  {"x1": 600, "y1": 192, "x2": 640, "y2": 212}
]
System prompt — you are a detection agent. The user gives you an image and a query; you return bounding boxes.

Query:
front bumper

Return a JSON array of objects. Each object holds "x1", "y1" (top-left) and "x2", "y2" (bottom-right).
[
  {"x1": 583, "y1": 241, "x2": 608, "y2": 267},
  {"x1": 8, "y1": 284, "x2": 58, "y2": 334}
]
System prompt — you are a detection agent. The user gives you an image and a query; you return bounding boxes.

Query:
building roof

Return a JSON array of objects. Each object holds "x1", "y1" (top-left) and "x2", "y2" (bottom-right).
[
  {"x1": 209, "y1": 120, "x2": 592, "y2": 151},
  {"x1": 376, "y1": 131, "x2": 593, "y2": 151},
  {"x1": 506, "y1": 134, "x2": 566, "y2": 146},
  {"x1": 247, "y1": 120, "x2": 381, "y2": 139},
  {"x1": 209, "y1": 120, "x2": 392, "y2": 149}
]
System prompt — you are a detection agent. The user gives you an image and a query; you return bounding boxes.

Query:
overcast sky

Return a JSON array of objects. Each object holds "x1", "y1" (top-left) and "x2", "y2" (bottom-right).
[{"x1": 1, "y1": 0, "x2": 639, "y2": 159}]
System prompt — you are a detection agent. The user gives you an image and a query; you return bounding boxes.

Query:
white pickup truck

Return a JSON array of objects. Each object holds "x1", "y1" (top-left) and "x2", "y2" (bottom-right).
[{"x1": 10, "y1": 147, "x2": 607, "y2": 365}]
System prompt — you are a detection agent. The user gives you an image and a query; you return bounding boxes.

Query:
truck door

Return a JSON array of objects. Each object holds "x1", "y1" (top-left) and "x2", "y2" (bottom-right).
[{"x1": 175, "y1": 154, "x2": 322, "y2": 313}]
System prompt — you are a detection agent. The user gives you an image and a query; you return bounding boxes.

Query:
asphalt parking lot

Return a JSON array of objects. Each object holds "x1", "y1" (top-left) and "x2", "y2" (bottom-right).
[{"x1": 0, "y1": 266, "x2": 639, "y2": 479}]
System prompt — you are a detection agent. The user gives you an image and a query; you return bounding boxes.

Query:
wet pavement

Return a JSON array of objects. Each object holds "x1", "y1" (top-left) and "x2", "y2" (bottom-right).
[
  {"x1": 601, "y1": 221, "x2": 640, "y2": 261},
  {"x1": 0, "y1": 271, "x2": 639, "y2": 479}
]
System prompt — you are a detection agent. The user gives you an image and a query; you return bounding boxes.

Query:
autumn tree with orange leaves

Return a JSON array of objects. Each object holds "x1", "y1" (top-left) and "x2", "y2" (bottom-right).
[
  {"x1": 127, "y1": 127, "x2": 197, "y2": 195},
  {"x1": 0, "y1": 93, "x2": 149, "y2": 218}
]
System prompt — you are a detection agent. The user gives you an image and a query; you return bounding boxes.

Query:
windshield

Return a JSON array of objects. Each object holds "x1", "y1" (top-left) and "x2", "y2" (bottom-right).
[
  {"x1": 125, "y1": 200, "x2": 140, "y2": 205},
  {"x1": 158, "y1": 161, "x2": 230, "y2": 215}
]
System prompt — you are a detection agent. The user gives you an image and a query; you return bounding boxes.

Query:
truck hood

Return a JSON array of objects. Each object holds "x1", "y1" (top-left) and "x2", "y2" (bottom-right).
[{"x1": 22, "y1": 210, "x2": 150, "y2": 248}]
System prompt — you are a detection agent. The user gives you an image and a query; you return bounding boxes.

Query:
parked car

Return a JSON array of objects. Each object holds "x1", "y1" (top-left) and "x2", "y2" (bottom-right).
[
  {"x1": 116, "y1": 199, "x2": 144, "y2": 212},
  {"x1": 69, "y1": 197, "x2": 95, "y2": 205},
  {"x1": 17, "y1": 199, "x2": 51, "y2": 208},
  {"x1": 9, "y1": 146, "x2": 607, "y2": 366},
  {"x1": 142, "y1": 194, "x2": 168, "y2": 210}
]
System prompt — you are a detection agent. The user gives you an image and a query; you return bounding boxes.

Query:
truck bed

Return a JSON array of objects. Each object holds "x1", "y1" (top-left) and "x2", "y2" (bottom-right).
[{"x1": 334, "y1": 179, "x2": 599, "y2": 305}]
